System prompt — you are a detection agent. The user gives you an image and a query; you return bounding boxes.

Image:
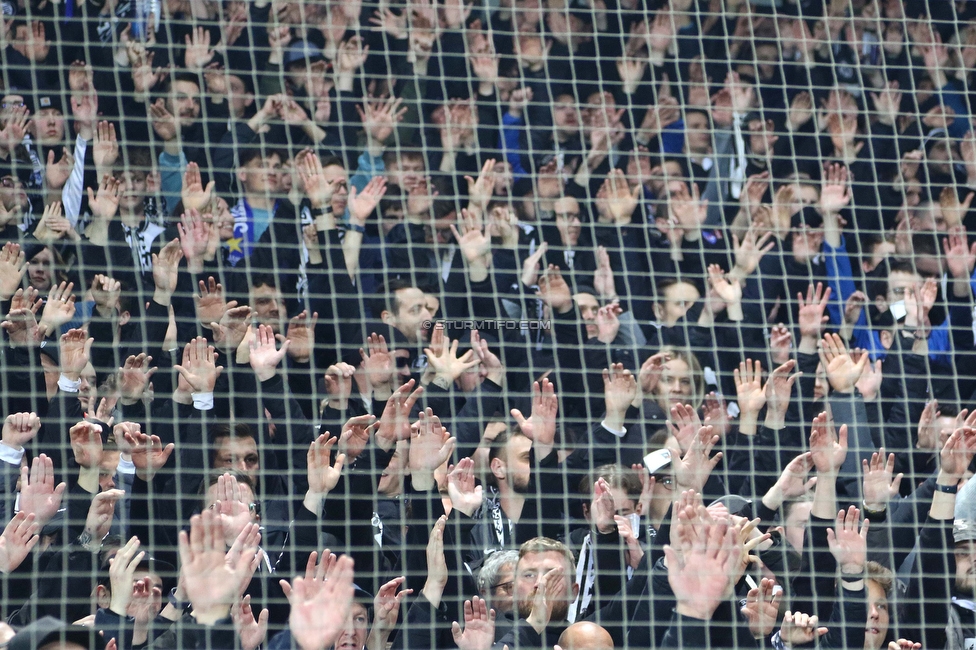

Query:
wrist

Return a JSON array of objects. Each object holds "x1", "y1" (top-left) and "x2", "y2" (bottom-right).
[
  {"x1": 253, "y1": 367, "x2": 276, "y2": 382},
  {"x1": 762, "y1": 486, "x2": 784, "y2": 511},
  {"x1": 937, "y1": 471, "x2": 959, "y2": 487},
  {"x1": 152, "y1": 289, "x2": 172, "y2": 307},
  {"x1": 191, "y1": 605, "x2": 231, "y2": 626},
  {"x1": 675, "y1": 601, "x2": 717, "y2": 621}
]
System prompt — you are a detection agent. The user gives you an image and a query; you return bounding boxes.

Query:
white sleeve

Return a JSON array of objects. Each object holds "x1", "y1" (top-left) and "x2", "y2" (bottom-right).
[{"x1": 61, "y1": 134, "x2": 88, "y2": 228}]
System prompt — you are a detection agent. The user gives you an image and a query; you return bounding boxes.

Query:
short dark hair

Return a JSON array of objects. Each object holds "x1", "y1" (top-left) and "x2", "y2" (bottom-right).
[
  {"x1": 239, "y1": 146, "x2": 284, "y2": 169},
  {"x1": 578, "y1": 464, "x2": 642, "y2": 501},
  {"x1": 209, "y1": 423, "x2": 256, "y2": 467},
  {"x1": 250, "y1": 273, "x2": 278, "y2": 291},
  {"x1": 373, "y1": 278, "x2": 415, "y2": 318}
]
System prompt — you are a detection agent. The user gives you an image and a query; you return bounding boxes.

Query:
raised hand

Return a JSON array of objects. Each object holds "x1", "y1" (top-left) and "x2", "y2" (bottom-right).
[
  {"x1": 348, "y1": 176, "x2": 387, "y2": 226},
  {"x1": 248, "y1": 324, "x2": 288, "y2": 381},
  {"x1": 285, "y1": 310, "x2": 318, "y2": 364},
  {"x1": 179, "y1": 510, "x2": 258, "y2": 624},
  {"x1": 358, "y1": 96, "x2": 407, "y2": 147},
  {"x1": 452, "y1": 596, "x2": 496, "y2": 650},
  {"x1": 408, "y1": 408, "x2": 456, "y2": 490},
  {"x1": 371, "y1": 576, "x2": 412, "y2": 643},
  {"x1": 668, "y1": 402, "x2": 702, "y2": 453},
  {"x1": 664, "y1": 512, "x2": 741, "y2": 621},
  {"x1": 91, "y1": 275, "x2": 121, "y2": 318},
  {"x1": 296, "y1": 150, "x2": 336, "y2": 211},
  {"x1": 2, "y1": 412, "x2": 40, "y2": 450},
  {"x1": 862, "y1": 448, "x2": 903, "y2": 512},
  {"x1": 281, "y1": 553, "x2": 356, "y2": 650},
  {"x1": 740, "y1": 577, "x2": 782, "y2": 639},
  {"x1": 797, "y1": 283, "x2": 831, "y2": 347},
  {"x1": 734, "y1": 359, "x2": 765, "y2": 420},
  {"x1": 447, "y1": 457, "x2": 483, "y2": 517},
  {"x1": 124, "y1": 429, "x2": 174, "y2": 482},
  {"x1": 425, "y1": 334, "x2": 479, "y2": 386},
  {"x1": 339, "y1": 414, "x2": 376, "y2": 462},
  {"x1": 536, "y1": 265, "x2": 573, "y2": 314},
  {"x1": 38, "y1": 281, "x2": 76, "y2": 337},
  {"x1": 45, "y1": 147, "x2": 75, "y2": 191},
  {"x1": 174, "y1": 337, "x2": 223, "y2": 394},
  {"x1": 118, "y1": 354, "x2": 156, "y2": 404},
  {"x1": 820, "y1": 332, "x2": 867, "y2": 394},
  {"x1": 151, "y1": 239, "x2": 184, "y2": 304},
  {"x1": 69, "y1": 421, "x2": 103, "y2": 469},
  {"x1": 83, "y1": 489, "x2": 125, "y2": 547},
  {"x1": 306, "y1": 435, "x2": 345, "y2": 504},
  {"x1": 375, "y1": 379, "x2": 424, "y2": 451},
  {"x1": 0, "y1": 243, "x2": 25, "y2": 302},
  {"x1": 826, "y1": 505, "x2": 868, "y2": 575},
  {"x1": 939, "y1": 427, "x2": 976, "y2": 484},
  {"x1": 360, "y1": 333, "x2": 396, "y2": 391},
  {"x1": 92, "y1": 121, "x2": 119, "y2": 176},
  {"x1": 194, "y1": 277, "x2": 233, "y2": 329},
  {"x1": 764, "y1": 359, "x2": 799, "y2": 428},
  {"x1": 809, "y1": 411, "x2": 847, "y2": 475},
  {"x1": 780, "y1": 610, "x2": 828, "y2": 647},
  {"x1": 595, "y1": 302, "x2": 622, "y2": 343},
  {"x1": 109, "y1": 536, "x2": 146, "y2": 615},
  {"x1": 231, "y1": 595, "x2": 269, "y2": 650},
  {"x1": 0, "y1": 512, "x2": 38, "y2": 574},
  {"x1": 87, "y1": 174, "x2": 122, "y2": 221},
  {"x1": 18, "y1": 454, "x2": 66, "y2": 527},
  {"x1": 670, "y1": 425, "x2": 723, "y2": 492},
  {"x1": 325, "y1": 362, "x2": 357, "y2": 409},
  {"x1": 510, "y1": 378, "x2": 558, "y2": 459},
  {"x1": 181, "y1": 162, "x2": 215, "y2": 212},
  {"x1": 59, "y1": 328, "x2": 92, "y2": 381},
  {"x1": 603, "y1": 364, "x2": 637, "y2": 421},
  {"x1": 464, "y1": 158, "x2": 497, "y2": 212},
  {"x1": 764, "y1": 452, "x2": 816, "y2": 510},
  {"x1": 211, "y1": 305, "x2": 252, "y2": 354}
]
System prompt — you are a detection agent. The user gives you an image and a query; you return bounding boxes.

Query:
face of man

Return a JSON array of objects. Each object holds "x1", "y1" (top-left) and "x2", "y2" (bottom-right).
[
  {"x1": 169, "y1": 80, "x2": 202, "y2": 127},
  {"x1": 684, "y1": 112, "x2": 711, "y2": 154},
  {"x1": 478, "y1": 560, "x2": 515, "y2": 614},
  {"x1": 334, "y1": 602, "x2": 370, "y2": 650},
  {"x1": 885, "y1": 270, "x2": 922, "y2": 308},
  {"x1": 383, "y1": 287, "x2": 432, "y2": 343},
  {"x1": 554, "y1": 197, "x2": 581, "y2": 247},
  {"x1": 655, "y1": 281, "x2": 700, "y2": 327},
  {"x1": 249, "y1": 283, "x2": 286, "y2": 333},
  {"x1": 227, "y1": 75, "x2": 254, "y2": 119},
  {"x1": 322, "y1": 164, "x2": 349, "y2": 216},
  {"x1": 553, "y1": 95, "x2": 580, "y2": 137},
  {"x1": 494, "y1": 434, "x2": 532, "y2": 493},
  {"x1": 32, "y1": 107, "x2": 64, "y2": 145},
  {"x1": 956, "y1": 541, "x2": 976, "y2": 594},
  {"x1": 514, "y1": 551, "x2": 578, "y2": 623},
  {"x1": 863, "y1": 579, "x2": 890, "y2": 650},
  {"x1": 388, "y1": 156, "x2": 425, "y2": 191},
  {"x1": 238, "y1": 153, "x2": 282, "y2": 198},
  {"x1": 213, "y1": 436, "x2": 260, "y2": 480},
  {"x1": 98, "y1": 450, "x2": 120, "y2": 491},
  {"x1": 574, "y1": 292, "x2": 599, "y2": 338},
  {"x1": 28, "y1": 247, "x2": 54, "y2": 292}
]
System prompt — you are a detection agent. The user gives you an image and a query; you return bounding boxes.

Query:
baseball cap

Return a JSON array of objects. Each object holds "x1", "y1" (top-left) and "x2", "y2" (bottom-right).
[
  {"x1": 643, "y1": 449, "x2": 672, "y2": 476},
  {"x1": 284, "y1": 40, "x2": 326, "y2": 67},
  {"x1": 955, "y1": 519, "x2": 976, "y2": 544}
]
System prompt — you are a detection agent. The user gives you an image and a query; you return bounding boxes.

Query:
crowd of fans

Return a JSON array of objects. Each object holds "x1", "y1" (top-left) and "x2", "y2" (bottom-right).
[{"x1": 4, "y1": 0, "x2": 976, "y2": 646}]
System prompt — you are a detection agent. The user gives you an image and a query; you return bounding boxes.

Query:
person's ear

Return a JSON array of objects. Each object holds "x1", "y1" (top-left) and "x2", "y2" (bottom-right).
[
  {"x1": 875, "y1": 295, "x2": 888, "y2": 313},
  {"x1": 380, "y1": 310, "x2": 394, "y2": 326},
  {"x1": 94, "y1": 584, "x2": 111, "y2": 609},
  {"x1": 146, "y1": 171, "x2": 160, "y2": 192},
  {"x1": 581, "y1": 502, "x2": 591, "y2": 521},
  {"x1": 490, "y1": 457, "x2": 505, "y2": 482},
  {"x1": 570, "y1": 581, "x2": 580, "y2": 601},
  {"x1": 118, "y1": 310, "x2": 131, "y2": 327},
  {"x1": 236, "y1": 168, "x2": 247, "y2": 185},
  {"x1": 653, "y1": 302, "x2": 664, "y2": 322}
]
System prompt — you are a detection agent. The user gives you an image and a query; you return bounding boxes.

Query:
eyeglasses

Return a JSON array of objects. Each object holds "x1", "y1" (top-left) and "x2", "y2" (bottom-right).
[
  {"x1": 491, "y1": 580, "x2": 514, "y2": 593},
  {"x1": 395, "y1": 357, "x2": 411, "y2": 369}
]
